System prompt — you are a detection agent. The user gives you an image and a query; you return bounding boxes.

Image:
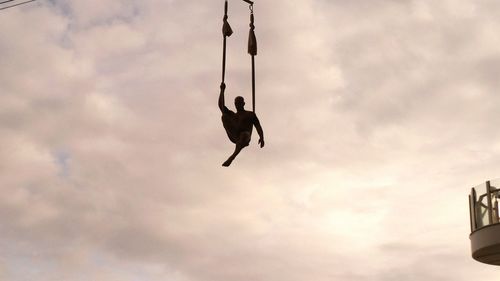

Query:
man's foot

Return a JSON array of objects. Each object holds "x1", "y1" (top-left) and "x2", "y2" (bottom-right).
[{"x1": 222, "y1": 158, "x2": 233, "y2": 167}]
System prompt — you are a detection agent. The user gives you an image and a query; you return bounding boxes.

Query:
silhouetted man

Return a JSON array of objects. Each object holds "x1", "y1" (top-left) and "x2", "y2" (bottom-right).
[{"x1": 219, "y1": 82, "x2": 264, "y2": 166}]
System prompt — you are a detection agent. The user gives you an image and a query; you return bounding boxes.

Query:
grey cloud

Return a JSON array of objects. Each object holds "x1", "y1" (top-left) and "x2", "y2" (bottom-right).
[{"x1": 1, "y1": 0, "x2": 499, "y2": 280}]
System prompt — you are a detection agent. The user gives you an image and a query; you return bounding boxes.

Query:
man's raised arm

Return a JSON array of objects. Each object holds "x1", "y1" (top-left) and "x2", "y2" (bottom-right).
[
  {"x1": 218, "y1": 82, "x2": 226, "y2": 113},
  {"x1": 254, "y1": 115, "x2": 265, "y2": 148}
]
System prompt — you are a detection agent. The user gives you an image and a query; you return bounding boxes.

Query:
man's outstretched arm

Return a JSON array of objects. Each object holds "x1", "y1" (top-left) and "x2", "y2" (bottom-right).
[
  {"x1": 254, "y1": 116, "x2": 265, "y2": 148},
  {"x1": 218, "y1": 82, "x2": 226, "y2": 113}
]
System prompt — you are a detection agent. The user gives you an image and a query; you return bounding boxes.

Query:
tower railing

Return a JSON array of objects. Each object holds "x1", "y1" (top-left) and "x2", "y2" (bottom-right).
[{"x1": 469, "y1": 180, "x2": 500, "y2": 233}]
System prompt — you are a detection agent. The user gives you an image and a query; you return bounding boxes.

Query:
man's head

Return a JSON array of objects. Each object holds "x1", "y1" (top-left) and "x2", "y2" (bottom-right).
[{"x1": 235, "y1": 96, "x2": 245, "y2": 110}]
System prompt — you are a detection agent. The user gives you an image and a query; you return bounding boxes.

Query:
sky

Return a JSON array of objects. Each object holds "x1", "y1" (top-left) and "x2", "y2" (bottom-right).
[{"x1": 0, "y1": 0, "x2": 500, "y2": 280}]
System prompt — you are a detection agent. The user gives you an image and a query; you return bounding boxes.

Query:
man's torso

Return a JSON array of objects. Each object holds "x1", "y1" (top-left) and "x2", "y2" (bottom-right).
[{"x1": 224, "y1": 107, "x2": 255, "y2": 133}]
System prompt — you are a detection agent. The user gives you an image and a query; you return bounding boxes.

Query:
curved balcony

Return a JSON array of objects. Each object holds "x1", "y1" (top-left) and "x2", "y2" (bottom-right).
[{"x1": 469, "y1": 180, "x2": 500, "y2": 265}]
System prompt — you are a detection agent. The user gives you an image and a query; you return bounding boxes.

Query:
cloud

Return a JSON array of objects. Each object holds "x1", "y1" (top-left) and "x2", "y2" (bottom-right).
[{"x1": 0, "y1": 0, "x2": 499, "y2": 280}]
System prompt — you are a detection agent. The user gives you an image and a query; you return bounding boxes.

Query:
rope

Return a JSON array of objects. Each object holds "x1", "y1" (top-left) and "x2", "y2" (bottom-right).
[
  {"x1": 222, "y1": 35, "x2": 227, "y2": 83},
  {"x1": 251, "y1": 56, "x2": 256, "y2": 113},
  {"x1": 221, "y1": 0, "x2": 233, "y2": 84},
  {"x1": 221, "y1": 0, "x2": 257, "y2": 113},
  {"x1": 0, "y1": 0, "x2": 16, "y2": 5},
  {"x1": 248, "y1": 5, "x2": 257, "y2": 112},
  {"x1": 0, "y1": 0, "x2": 37, "y2": 11}
]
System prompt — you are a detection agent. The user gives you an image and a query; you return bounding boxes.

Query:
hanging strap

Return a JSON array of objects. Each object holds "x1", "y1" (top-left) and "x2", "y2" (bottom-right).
[
  {"x1": 222, "y1": 0, "x2": 233, "y2": 84},
  {"x1": 248, "y1": 4, "x2": 257, "y2": 112},
  {"x1": 221, "y1": 0, "x2": 258, "y2": 113},
  {"x1": 248, "y1": 6, "x2": 257, "y2": 56}
]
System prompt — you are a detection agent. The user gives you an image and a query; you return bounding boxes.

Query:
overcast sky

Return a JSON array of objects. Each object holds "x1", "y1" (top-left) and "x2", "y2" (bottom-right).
[{"x1": 1, "y1": 0, "x2": 500, "y2": 280}]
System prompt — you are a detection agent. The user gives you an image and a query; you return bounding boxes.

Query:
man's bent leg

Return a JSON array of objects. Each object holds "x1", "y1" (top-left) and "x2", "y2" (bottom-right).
[
  {"x1": 222, "y1": 132, "x2": 251, "y2": 167},
  {"x1": 222, "y1": 114, "x2": 238, "y2": 143}
]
